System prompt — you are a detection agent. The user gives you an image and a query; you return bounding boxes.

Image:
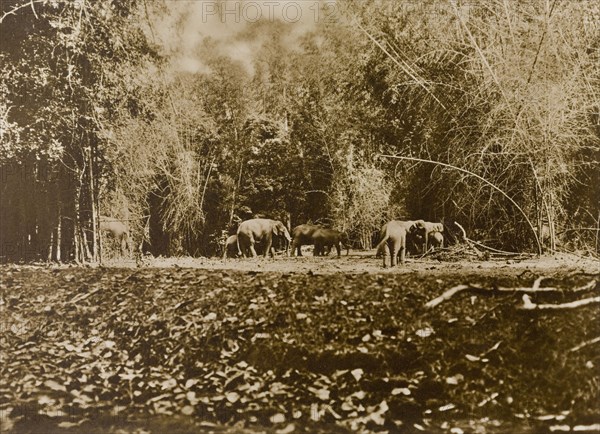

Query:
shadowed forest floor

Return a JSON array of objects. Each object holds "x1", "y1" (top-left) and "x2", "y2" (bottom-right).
[{"x1": 1, "y1": 254, "x2": 599, "y2": 433}]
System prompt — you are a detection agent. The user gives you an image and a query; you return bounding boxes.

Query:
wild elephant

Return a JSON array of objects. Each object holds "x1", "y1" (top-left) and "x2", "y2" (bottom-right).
[
  {"x1": 406, "y1": 230, "x2": 425, "y2": 256},
  {"x1": 290, "y1": 224, "x2": 322, "y2": 256},
  {"x1": 375, "y1": 220, "x2": 418, "y2": 267},
  {"x1": 312, "y1": 228, "x2": 350, "y2": 257},
  {"x1": 428, "y1": 231, "x2": 444, "y2": 250},
  {"x1": 99, "y1": 216, "x2": 131, "y2": 256},
  {"x1": 413, "y1": 220, "x2": 444, "y2": 253},
  {"x1": 222, "y1": 234, "x2": 240, "y2": 259},
  {"x1": 236, "y1": 218, "x2": 291, "y2": 258},
  {"x1": 381, "y1": 229, "x2": 422, "y2": 257}
]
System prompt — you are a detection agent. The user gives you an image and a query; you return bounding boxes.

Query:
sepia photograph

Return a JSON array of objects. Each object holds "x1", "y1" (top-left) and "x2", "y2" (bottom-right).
[{"x1": 1, "y1": 0, "x2": 599, "y2": 432}]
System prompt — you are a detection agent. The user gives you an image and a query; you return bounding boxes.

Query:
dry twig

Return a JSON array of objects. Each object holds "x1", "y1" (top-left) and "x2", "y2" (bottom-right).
[
  {"x1": 520, "y1": 295, "x2": 600, "y2": 310},
  {"x1": 569, "y1": 336, "x2": 600, "y2": 353},
  {"x1": 425, "y1": 279, "x2": 597, "y2": 308}
]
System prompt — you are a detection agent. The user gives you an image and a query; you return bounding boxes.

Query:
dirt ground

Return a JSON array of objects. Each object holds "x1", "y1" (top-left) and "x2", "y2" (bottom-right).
[
  {"x1": 107, "y1": 249, "x2": 599, "y2": 277},
  {"x1": 2, "y1": 252, "x2": 599, "y2": 434}
]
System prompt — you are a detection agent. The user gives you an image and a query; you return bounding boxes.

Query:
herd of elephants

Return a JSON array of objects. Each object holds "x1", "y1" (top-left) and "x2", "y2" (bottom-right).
[
  {"x1": 221, "y1": 218, "x2": 444, "y2": 267},
  {"x1": 100, "y1": 217, "x2": 446, "y2": 267}
]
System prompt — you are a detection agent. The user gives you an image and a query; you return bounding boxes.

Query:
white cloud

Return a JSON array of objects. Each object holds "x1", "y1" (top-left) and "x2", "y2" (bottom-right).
[{"x1": 148, "y1": 0, "x2": 337, "y2": 75}]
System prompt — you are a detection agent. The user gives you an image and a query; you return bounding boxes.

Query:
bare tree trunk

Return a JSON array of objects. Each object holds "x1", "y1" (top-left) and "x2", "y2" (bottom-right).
[
  {"x1": 81, "y1": 223, "x2": 92, "y2": 261},
  {"x1": 548, "y1": 190, "x2": 556, "y2": 251},
  {"x1": 596, "y1": 210, "x2": 600, "y2": 254},
  {"x1": 56, "y1": 202, "x2": 62, "y2": 262},
  {"x1": 73, "y1": 179, "x2": 82, "y2": 264},
  {"x1": 47, "y1": 230, "x2": 54, "y2": 262},
  {"x1": 73, "y1": 221, "x2": 80, "y2": 264},
  {"x1": 88, "y1": 146, "x2": 99, "y2": 263}
]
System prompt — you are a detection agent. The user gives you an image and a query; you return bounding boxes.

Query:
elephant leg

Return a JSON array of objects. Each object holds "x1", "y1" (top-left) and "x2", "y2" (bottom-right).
[
  {"x1": 292, "y1": 240, "x2": 303, "y2": 256},
  {"x1": 263, "y1": 237, "x2": 273, "y2": 258},
  {"x1": 245, "y1": 237, "x2": 257, "y2": 257},
  {"x1": 388, "y1": 240, "x2": 396, "y2": 267},
  {"x1": 335, "y1": 242, "x2": 341, "y2": 257},
  {"x1": 313, "y1": 242, "x2": 320, "y2": 256},
  {"x1": 380, "y1": 238, "x2": 392, "y2": 268},
  {"x1": 290, "y1": 240, "x2": 297, "y2": 256},
  {"x1": 223, "y1": 241, "x2": 230, "y2": 260},
  {"x1": 249, "y1": 244, "x2": 258, "y2": 257},
  {"x1": 398, "y1": 233, "x2": 406, "y2": 264}
]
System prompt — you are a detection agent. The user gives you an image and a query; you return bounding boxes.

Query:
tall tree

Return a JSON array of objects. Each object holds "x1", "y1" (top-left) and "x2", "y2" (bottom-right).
[{"x1": 1, "y1": 0, "x2": 159, "y2": 262}]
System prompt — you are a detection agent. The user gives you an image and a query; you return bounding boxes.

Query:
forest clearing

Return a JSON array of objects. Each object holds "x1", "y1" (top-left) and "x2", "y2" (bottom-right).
[
  {"x1": 1, "y1": 0, "x2": 599, "y2": 433},
  {"x1": 1, "y1": 255, "x2": 599, "y2": 433}
]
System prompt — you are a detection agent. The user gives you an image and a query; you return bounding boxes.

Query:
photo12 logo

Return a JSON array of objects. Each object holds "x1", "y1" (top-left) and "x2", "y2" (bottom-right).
[{"x1": 200, "y1": 1, "x2": 343, "y2": 24}]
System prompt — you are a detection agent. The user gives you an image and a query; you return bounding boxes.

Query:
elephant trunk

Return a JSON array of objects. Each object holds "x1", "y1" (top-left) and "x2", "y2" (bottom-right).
[{"x1": 284, "y1": 228, "x2": 292, "y2": 256}]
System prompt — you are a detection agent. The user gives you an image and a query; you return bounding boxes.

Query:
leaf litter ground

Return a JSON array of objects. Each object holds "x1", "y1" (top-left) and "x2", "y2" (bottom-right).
[{"x1": 1, "y1": 253, "x2": 599, "y2": 433}]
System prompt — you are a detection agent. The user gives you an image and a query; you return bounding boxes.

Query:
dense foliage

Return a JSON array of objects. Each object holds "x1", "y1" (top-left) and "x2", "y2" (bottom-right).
[{"x1": 1, "y1": 0, "x2": 599, "y2": 261}]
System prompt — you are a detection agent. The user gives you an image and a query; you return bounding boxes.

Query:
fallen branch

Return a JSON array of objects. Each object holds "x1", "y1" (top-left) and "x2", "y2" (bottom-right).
[
  {"x1": 469, "y1": 277, "x2": 596, "y2": 294},
  {"x1": 425, "y1": 279, "x2": 597, "y2": 308},
  {"x1": 468, "y1": 239, "x2": 523, "y2": 256},
  {"x1": 454, "y1": 222, "x2": 527, "y2": 257},
  {"x1": 70, "y1": 286, "x2": 102, "y2": 304},
  {"x1": 569, "y1": 336, "x2": 600, "y2": 353},
  {"x1": 548, "y1": 424, "x2": 600, "y2": 433},
  {"x1": 412, "y1": 245, "x2": 452, "y2": 259},
  {"x1": 451, "y1": 222, "x2": 489, "y2": 258},
  {"x1": 454, "y1": 221, "x2": 468, "y2": 241},
  {"x1": 520, "y1": 294, "x2": 600, "y2": 310},
  {"x1": 425, "y1": 285, "x2": 470, "y2": 308}
]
